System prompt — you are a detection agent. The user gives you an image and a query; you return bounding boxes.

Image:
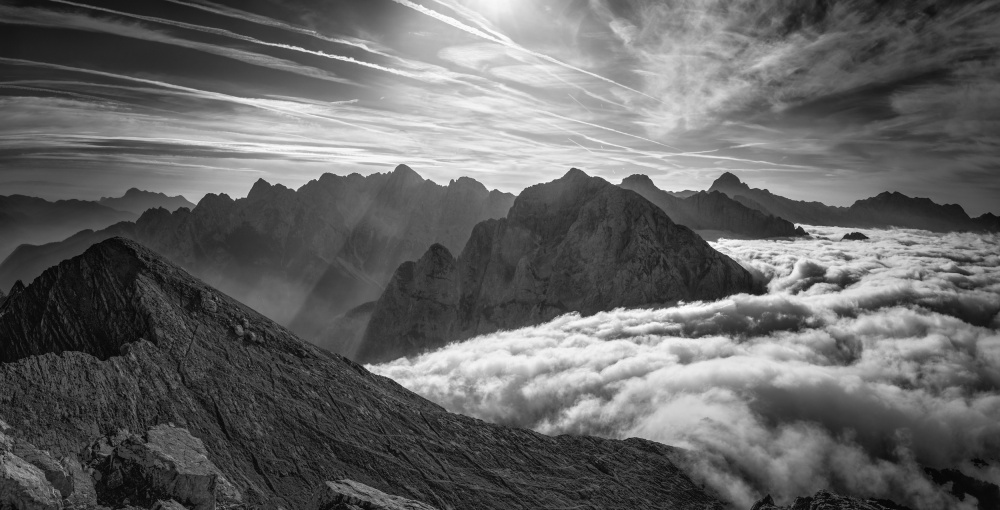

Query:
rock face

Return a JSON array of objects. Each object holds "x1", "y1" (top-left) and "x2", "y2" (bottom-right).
[
  {"x1": 620, "y1": 174, "x2": 804, "y2": 239},
  {"x1": 841, "y1": 232, "x2": 870, "y2": 241},
  {"x1": 749, "y1": 490, "x2": 908, "y2": 510},
  {"x1": 311, "y1": 479, "x2": 440, "y2": 510},
  {"x1": 358, "y1": 169, "x2": 757, "y2": 364},
  {"x1": 0, "y1": 165, "x2": 514, "y2": 356},
  {"x1": 99, "y1": 188, "x2": 196, "y2": 215},
  {"x1": 709, "y1": 172, "x2": 999, "y2": 233},
  {"x1": 0, "y1": 194, "x2": 134, "y2": 263},
  {"x1": 0, "y1": 237, "x2": 724, "y2": 509}
]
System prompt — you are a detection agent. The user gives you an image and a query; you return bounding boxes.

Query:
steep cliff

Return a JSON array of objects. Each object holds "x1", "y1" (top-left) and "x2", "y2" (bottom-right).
[{"x1": 358, "y1": 169, "x2": 757, "y2": 364}]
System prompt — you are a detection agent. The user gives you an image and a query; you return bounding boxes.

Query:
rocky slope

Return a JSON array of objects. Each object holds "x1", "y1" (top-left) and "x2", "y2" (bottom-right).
[
  {"x1": 0, "y1": 165, "x2": 514, "y2": 356},
  {"x1": 0, "y1": 195, "x2": 134, "y2": 262},
  {"x1": 0, "y1": 237, "x2": 724, "y2": 510},
  {"x1": 709, "y1": 172, "x2": 999, "y2": 232},
  {"x1": 357, "y1": 169, "x2": 757, "y2": 364},
  {"x1": 620, "y1": 174, "x2": 805, "y2": 239},
  {"x1": 99, "y1": 188, "x2": 196, "y2": 215}
]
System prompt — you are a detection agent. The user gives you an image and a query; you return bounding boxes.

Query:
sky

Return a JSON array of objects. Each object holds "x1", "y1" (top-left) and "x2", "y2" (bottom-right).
[
  {"x1": 374, "y1": 225, "x2": 1000, "y2": 509},
  {"x1": 0, "y1": 0, "x2": 998, "y2": 215}
]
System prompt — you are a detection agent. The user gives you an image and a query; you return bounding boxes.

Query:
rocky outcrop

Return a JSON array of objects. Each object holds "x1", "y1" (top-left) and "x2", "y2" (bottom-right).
[
  {"x1": 99, "y1": 188, "x2": 196, "y2": 215},
  {"x1": 0, "y1": 194, "x2": 134, "y2": 263},
  {"x1": 841, "y1": 232, "x2": 870, "y2": 241},
  {"x1": 749, "y1": 490, "x2": 907, "y2": 510},
  {"x1": 0, "y1": 237, "x2": 724, "y2": 509},
  {"x1": 0, "y1": 165, "x2": 515, "y2": 355},
  {"x1": 620, "y1": 174, "x2": 804, "y2": 239},
  {"x1": 358, "y1": 169, "x2": 757, "y2": 364},
  {"x1": 310, "y1": 479, "x2": 440, "y2": 510},
  {"x1": 710, "y1": 172, "x2": 999, "y2": 233}
]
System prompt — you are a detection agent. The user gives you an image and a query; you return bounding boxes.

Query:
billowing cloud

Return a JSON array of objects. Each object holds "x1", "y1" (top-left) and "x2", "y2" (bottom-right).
[{"x1": 373, "y1": 227, "x2": 1000, "y2": 509}]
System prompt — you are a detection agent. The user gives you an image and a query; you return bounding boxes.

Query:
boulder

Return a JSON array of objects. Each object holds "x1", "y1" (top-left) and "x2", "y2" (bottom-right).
[
  {"x1": 93, "y1": 425, "x2": 241, "y2": 510},
  {"x1": 841, "y1": 232, "x2": 869, "y2": 241},
  {"x1": 0, "y1": 441, "x2": 62, "y2": 510}
]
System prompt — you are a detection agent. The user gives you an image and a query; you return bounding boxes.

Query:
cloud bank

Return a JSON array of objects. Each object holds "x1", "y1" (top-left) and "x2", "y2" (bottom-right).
[{"x1": 373, "y1": 227, "x2": 1000, "y2": 509}]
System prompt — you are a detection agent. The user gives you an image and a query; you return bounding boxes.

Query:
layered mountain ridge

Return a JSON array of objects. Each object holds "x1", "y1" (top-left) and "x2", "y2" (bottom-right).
[
  {"x1": 710, "y1": 172, "x2": 998, "y2": 232},
  {"x1": 99, "y1": 188, "x2": 195, "y2": 215},
  {"x1": 0, "y1": 166, "x2": 515, "y2": 355},
  {"x1": 620, "y1": 174, "x2": 805, "y2": 239},
  {"x1": 0, "y1": 237, "x2": 727, "y2": 509},
  {"x1": 358, "y1": 169, "x2": 757, "y2": 364}
]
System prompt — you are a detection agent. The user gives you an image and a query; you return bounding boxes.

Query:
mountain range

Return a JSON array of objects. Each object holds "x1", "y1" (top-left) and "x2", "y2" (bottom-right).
[
  {"x1": 2, "y1": 166, "x2": 997, "y2": 362},
  {"x1": 358, "y1": 169, "x2": 757, "y2": 364}
]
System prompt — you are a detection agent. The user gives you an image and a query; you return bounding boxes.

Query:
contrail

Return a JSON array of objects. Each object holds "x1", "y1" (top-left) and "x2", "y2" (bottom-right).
[
  {"x1": 159, "y1": 0, "x2": 401, "y2": 61},
  {"x1": 538, "y1": 110, "x2": 683, "y2": 152},
  {"x1": 50, "y1": 0, "x2": 452, "y2": 84},
  {"x1": 0, "y1": 57, "x2": 392, "y2": 134},
  {"x1": 389, "y1": 0, "x2": 660, "y2": 102}
]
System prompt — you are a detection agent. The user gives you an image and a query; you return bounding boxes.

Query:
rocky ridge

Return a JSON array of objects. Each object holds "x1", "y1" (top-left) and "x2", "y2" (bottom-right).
[
  {"x1": 357, "y1": 169, "x2": 757, "y2": 364},
  {"x1": 620, "y1": 174, "x2": 804, "y2": 239},
  {"x1": 0, "y1": 237, "x2": 725, "y2": 509}
]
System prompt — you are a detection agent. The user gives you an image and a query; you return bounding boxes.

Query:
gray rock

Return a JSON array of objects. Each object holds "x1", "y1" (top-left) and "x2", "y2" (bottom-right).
[{"x1": 310, "y1": 479, "x2": 439, "y2": 510}]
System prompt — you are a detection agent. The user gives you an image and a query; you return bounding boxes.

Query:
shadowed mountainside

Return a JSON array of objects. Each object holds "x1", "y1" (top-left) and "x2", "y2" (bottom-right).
[
  {"x1": 0, "y1": 237, "x2": 727, "y2": 510},
  {"x1": 0, "y1": 165, "x2": 514, "y2": 356},
  {"x1": 357, "y1": 169, "x2": 757, "y2": 364},
  {"x1": 620, "y1": 174, "x2": 806, "y2": 239}
]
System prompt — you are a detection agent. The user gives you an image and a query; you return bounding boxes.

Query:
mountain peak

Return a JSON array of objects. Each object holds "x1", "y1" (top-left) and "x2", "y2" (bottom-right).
[
  {"x1": 714, "y1": 172, "x2": 743, "y2": 187},
  {"x1": 561, "y1": 167, "x2": 590, "y2": 180}
]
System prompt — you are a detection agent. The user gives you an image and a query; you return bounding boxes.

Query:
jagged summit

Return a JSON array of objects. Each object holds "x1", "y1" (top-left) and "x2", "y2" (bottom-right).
[
  {"x1": 358, "y1": 169, "x2": 756, "y2": 363},
  {"x1": 0, "y1": 165, "x2": 516, "y2": 356},
  {"x1": 0, "y1": 236, "x2": 725, "y2": 510}
]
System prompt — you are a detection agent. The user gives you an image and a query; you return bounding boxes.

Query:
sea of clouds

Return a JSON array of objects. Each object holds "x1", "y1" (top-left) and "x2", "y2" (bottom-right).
[{"x1": 371, "y1": 226, "x2": 1000, "y2": 509}]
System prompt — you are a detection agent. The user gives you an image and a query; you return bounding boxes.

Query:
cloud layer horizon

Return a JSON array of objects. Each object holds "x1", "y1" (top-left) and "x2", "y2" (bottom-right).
[{"x1": 373, "y1": 226, "x2": 1000, "y2": 509}]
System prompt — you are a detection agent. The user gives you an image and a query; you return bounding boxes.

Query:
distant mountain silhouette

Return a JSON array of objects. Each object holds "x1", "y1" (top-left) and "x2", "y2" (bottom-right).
[
  {"x1": 98, "y1": 188, "x2": 195, "y2": 215},
  {"x1": 0, "y1": 195, "x2": 134, "y2": 262},
  {"x1": 0, "y1": 165, "x2": 514, "y2": 356},
  {"x1": 709, "y1": 172, "x2": 998, "y2": 232},
  {"x1": 357, "y1": 169, "x2": 757, "y2": 364},
  {"x1": 620, "y1": 174, "x2": 805, "y2": 239},
  {"x1": 0, "y1": 237, "x2": 726, "y2": 510}
]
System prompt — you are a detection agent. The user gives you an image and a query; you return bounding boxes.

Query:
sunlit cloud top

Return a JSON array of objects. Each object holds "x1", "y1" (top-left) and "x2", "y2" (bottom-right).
[{"x1": 1, "y1": 0, "x2": 998, "y2": 215}]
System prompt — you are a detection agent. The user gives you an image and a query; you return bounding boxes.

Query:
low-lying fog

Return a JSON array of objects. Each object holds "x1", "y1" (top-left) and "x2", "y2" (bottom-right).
[{"x1": 372, "y1": 227, "x2": 1000, "y2": 509}]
